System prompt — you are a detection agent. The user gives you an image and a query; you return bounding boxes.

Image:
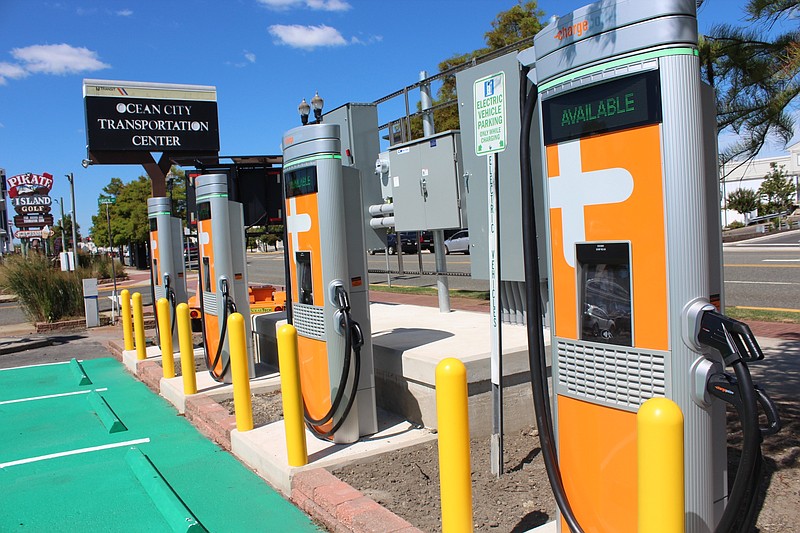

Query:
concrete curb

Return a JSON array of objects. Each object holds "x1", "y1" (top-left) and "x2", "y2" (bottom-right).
[{"x1": 292, "y1": 469, "x2": 423, "y2": 533}]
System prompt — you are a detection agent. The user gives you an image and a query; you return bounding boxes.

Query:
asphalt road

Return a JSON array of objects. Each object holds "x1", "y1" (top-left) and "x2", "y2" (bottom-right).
[
  {"x1": 244, "y1": 249, "x2": 488, "y2": 291},
  {"x1": 2, "y1": 231, "x2": 797, "y2": 333},
  {"x1": 243, "y1": 232, "x2": 800, "y2": 310},
  {"x1": 722, "y1": 230, "x2": 800, "y2": 310}
]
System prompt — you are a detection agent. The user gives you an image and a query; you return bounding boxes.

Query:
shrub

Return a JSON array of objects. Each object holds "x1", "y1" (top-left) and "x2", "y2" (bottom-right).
[
  {"x1": 87, "y1": 254, "x2": 127, "y2": 281},
  {"x1": 0, "y1": 253, "x2": 84, "y2": 322},
  {"x1": 726, "y1": 221, "x2": 745, "y2": 230}
]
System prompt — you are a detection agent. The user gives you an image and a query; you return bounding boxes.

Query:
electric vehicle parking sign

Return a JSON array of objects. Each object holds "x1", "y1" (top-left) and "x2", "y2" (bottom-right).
[{"x1": 474, "y1": 72, "x2": 506, "y2": 155}]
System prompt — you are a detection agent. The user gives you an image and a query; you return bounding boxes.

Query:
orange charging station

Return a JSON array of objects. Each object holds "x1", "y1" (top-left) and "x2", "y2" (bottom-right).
[
  {"x1": 281, "y1": 123, "x2": 377, "y2": 444},
  {"x1": 195, "y1": 173, "x2": 253, "y2": 383},
  {"x1": 148, "y1": 196, "x2": 188, "y2": 346},
  {"x1": 517, "y1": 1, "x2": 781, "y2": 531}
]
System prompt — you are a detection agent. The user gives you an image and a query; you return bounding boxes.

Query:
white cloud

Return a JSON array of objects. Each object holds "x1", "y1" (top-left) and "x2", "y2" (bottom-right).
[
  {"x1": 245, "y1": 52, "x2": 257, "y2": 63},
  {"x1": 116, "y1": 9, "x2": 133, "y2": 16},
  {"x1": 305, "y1": 0, "x2": 351, "y2": 11},
  {"x1": 350, "y1": 34, "x2": 383, "y2": 45},
  {"x1": 269, "y1": 24, "x2": 347, "y2": 49},
  {"x1": 10, "y1": 44, "x2": 110, "y2": 75},
  {"x1": 0, "y1": 62, "x2": 28, "y2": 84},
  {"x1": 258, "y1": 0, "x2": 301, "y2": 8},
  {"x1": 257, "y1": 0, "x2": 351, "y2": 11}
]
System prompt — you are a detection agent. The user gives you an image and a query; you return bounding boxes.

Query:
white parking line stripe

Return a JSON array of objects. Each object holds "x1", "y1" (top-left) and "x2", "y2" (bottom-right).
[
  {"x1": 0, "y1": 360, "x2": 77, "y2": 372},
  {"x1": 0, "y1": 438, "x2": 150, "y2": 469},
  {"x1": 0, "y1": 388, "x2": 109, "y2": 406}
]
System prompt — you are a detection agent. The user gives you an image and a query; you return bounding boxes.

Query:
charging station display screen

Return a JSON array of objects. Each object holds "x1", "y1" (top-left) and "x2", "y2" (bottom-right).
[
  {"x1": 577, "y1": 242, "x2": 633, "y2": 347},
  {"x1": 542, "y1": 70, "x2": 662, "y2": 146},
  {"x1": 285, "y1": 166, "x2": 318, "y2": 198},
  {"x1": 197, "y1": 201, "x2": 211, "y2": 221},
  {"x1": 296, "y1": 251, "x2": 313, "y2": 305},
  {"x1": 149, "y1": 218, "x2": 158, "y2": 231}
]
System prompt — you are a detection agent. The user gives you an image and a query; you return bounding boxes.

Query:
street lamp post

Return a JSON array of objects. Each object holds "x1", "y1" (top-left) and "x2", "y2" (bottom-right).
[{"x1": 297, "y1": 91, "x2": 324, "y2": 125}]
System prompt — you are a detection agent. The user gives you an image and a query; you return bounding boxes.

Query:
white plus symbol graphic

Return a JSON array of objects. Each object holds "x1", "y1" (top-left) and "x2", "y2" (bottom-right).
[
  {"x1": 286, "y1": 197, "x2": 312, "y2": 252},
  {"x1": 549, "y1": 139, "x2": 634, "y2": 267}
]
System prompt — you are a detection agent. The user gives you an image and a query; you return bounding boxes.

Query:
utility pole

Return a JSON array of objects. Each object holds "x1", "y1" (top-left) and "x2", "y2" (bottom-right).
[{"x1": 66, "y1": 173, "x2": 78, "y2": 268}]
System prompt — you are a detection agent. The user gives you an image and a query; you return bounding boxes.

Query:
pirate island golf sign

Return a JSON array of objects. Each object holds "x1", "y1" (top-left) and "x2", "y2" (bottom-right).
[{"x1": 8, "y1": 172, "x2": 55, "y2": 239}]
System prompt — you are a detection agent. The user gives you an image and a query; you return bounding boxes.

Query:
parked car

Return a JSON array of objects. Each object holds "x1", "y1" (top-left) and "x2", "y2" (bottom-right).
[
  {"x1": 418, "y1": 231, "x2": 434, "y2": 252},
  {"x1": 582, "y1": 303, "x2": 616, "y2": 339},
  {"x1": 443, "y1": 230, "x2": 469, "y2": 254},
  {"x1": 368, "y1": 232, "x2": 418, "y2": 255},
  {"x1": 184, "y1": 245, "x2": 199, "y2": 261}
]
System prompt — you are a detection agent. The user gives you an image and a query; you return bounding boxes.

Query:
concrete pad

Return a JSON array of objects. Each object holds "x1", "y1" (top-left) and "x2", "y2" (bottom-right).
[
  {"x1": 231, "y1": 409, "x2": 436, "y2": 496},
  {"x1": 121, "y1": 345, "x2": 162, "y2": 374},
  {"x1": 160, "y1": 361, "x2": 282, "y2": 413},
  {"x1": 368, "y1": 301, "x2": 550, "y2": 435}
]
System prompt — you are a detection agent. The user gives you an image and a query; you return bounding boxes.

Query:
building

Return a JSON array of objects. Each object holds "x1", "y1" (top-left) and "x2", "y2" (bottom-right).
[{"x1": 720, "y1": 141, "x2": 800, "y2": 226}]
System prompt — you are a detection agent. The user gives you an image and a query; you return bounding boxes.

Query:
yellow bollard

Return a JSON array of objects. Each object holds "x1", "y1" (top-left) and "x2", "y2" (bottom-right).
[
  {"x1": 120, "y1": 289, "x2": 133, "y2": 351},
  {"x1": 228, "y1": 312, "x2": 253, "y2": 432},
  {"x1": 156, "y1": 298, "x2": 175, "y2": 379},
  {"x1": 277, "y1": 324, "x2": 308, "y2": 467},
  {"x1": 436, "y1": 357, "x2": 473, "y2": 533},
  {"x1": 132, "y1": 292, "x2": 147, "y2": 361},
  {"x1": 176, "y1": 303, "x2": 197, "y2": 395},
  {"x1": 638, "y1": 397, "x2": 685, "y2": 533}
]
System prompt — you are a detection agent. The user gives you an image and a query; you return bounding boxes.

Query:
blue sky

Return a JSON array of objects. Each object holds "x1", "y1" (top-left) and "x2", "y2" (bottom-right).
[{"x1": 1, "y1": 0, "x2": 795, "y2": 238}]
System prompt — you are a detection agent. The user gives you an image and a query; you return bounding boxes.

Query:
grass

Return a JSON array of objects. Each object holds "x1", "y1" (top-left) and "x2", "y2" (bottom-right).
[
  {"x1": 725, "y1": 306, "x2": 800, "y2": 324},
  {"x1": 369, "y1": 283, "x2": 489, "y2": 300}
]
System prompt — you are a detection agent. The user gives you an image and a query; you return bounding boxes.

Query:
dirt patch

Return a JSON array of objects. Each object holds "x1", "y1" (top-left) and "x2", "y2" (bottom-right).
[
  {"x1": 220, "y1": 391, "x2": 284, "y2": 427},
  {"x1": 335, "y1": 428, "x2": 556, "y2": 533},
  {"x1": 225, "y1": 388, "x2": 798, "y2": 533}
]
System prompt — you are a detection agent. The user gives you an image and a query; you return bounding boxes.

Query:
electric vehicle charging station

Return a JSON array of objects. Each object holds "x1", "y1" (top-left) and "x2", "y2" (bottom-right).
[
  {"x1": 195, "y1": 173, "x2": 254, "y2": 383},
  {"x1": 516, "y1": 1, "x2": 781, "y2": 531},
  {"x1": 281, "y1": 123, "x2": 378, "y2": 444},
  {"x1": 147, "y1": 196, "x2": 188, "y2": 346}
]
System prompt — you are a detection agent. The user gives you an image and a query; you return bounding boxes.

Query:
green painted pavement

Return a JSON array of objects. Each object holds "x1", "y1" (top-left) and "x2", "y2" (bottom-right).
[{"x1": 0, "y1": 358, "x2": 321, "y2": 532}]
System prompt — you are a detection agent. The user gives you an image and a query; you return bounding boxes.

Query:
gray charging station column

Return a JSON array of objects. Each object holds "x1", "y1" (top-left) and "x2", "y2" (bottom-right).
[
  {"x1": 526, "y1": 1, "x2": 726, "y2": 530},
  {"x1": 282, "y1": 123, "x2": 377, "y2": 444},
  {"x1": 148, "y1": 196, "x2": 188, "y2": 346},
  {"x1": 195, "y1": 174, "x2": 253, "y2": 383}
]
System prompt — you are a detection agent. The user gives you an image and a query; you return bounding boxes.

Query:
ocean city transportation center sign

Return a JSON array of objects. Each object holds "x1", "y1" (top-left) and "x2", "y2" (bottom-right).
[{"x1": 83, "y1": 79, "x2": 219, "y2": 153}]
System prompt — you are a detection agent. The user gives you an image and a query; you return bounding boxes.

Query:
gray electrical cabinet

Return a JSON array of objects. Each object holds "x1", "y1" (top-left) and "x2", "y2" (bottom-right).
[
  {"x1": 388, "y1": 130, "x2": 466, "y2": 231},
  {"x1": 456, "y1": 50, "x2": 547, "y2": 283},
  {"x1": 324, "y1": 103, "x2": 385, "y2": 251}
]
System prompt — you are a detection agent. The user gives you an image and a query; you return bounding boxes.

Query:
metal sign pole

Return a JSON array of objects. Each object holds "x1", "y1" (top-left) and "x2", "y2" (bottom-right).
[
  {"x1": 488, "y1": 153, "x2": 504, "y2": 477},
  {"x1": 103, "y1": 199, "x2": 118, "y2": 323}
]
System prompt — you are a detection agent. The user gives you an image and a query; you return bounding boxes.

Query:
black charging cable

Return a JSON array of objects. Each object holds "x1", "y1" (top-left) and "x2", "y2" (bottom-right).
[
  {"x1": 520, "y1": 81, "x2": 585, "y2": 533},
  {"x1": 207, "y1": 278, "x2": 237, "y2": 382},
  {"x1": 303, "y1": 285, "x2": 363, "y2": 439},
  {"x1": 699, "y1": 310, "x2": 781, "y2": 533}
]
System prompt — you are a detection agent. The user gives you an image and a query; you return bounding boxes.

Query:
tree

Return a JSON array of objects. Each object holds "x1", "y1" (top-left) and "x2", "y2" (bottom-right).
[
  {"x1": 757, "y1": 162, "x2": 797, "y2": 215},
  {"x1": 411, "y1": 1, "x2": 545, "y2": 136},
  {"x1": 90, "y1": 175, "x2": 151, "y2": 247},
  {"x1": 699, "y1": 0, "x2": 800, "y2": 169},
  {"x1": 52, "y1": 213, "x2": 80, "y2": 247},
  {"x1": 726, "y1": 187, "x2": 761, "y2": 215}
]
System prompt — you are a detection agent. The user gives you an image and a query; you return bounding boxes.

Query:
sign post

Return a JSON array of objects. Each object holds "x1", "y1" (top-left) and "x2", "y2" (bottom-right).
[
  {"x1": 474, "y1": 71, "x2": 507, "y2": 477},
  {"x1": 99, "y1": 195, "x2": 118, "y2": 322}
]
